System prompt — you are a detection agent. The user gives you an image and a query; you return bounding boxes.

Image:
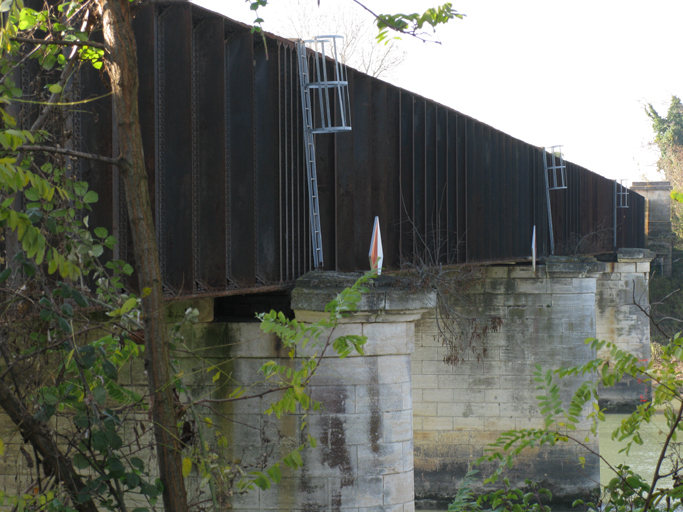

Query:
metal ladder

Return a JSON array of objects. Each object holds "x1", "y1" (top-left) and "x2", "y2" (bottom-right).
[
  {"x1": 542, "y1": 145, "x2": 567, "y2": 255},
  {"x1": 296, "y1": 41, "x2": 324, "y2": 269}
]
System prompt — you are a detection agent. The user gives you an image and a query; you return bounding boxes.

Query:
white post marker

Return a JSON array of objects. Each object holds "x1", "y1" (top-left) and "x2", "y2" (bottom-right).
[
  {"x1": 369, "y1": 216, "x2": 383, "y2": 275},
  {"x1": 531, "y1": 225, "x2": 537, "y2": 272}
]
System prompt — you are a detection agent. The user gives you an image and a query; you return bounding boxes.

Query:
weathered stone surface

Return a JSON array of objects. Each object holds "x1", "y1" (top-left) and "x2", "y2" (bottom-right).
[
  {"x1": 631, "y1": 182, "x2": 673, "y2": 275},
  {"x1": 291, "y1": 271, "x2": 436, "y2": 314},
  {"x1": 222, "y1": 273, "x2": 425, "y2": 511},
  {"x1": 596, "y1": 260, "x2": 652, "y2": 409},
  {"x1": 412, "y1": 262, "x2": 602, "y2": 507},
  {"x1": 616, "y1": 248, "x2": 656, "y2": 262}
]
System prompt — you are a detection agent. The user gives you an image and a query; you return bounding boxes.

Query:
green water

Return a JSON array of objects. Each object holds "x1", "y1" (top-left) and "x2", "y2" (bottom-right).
[{"x1": 600, "y1": 412, "x2": 672, "y2": 488}]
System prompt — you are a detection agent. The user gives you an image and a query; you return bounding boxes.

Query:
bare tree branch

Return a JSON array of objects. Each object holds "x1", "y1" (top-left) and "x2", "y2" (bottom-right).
[
  {"x1": 29, "y1": 52, "x2": 79, "y2": 133},
  {"x1": 21, "y1": 145, "x2": 121, "y2": 165}
]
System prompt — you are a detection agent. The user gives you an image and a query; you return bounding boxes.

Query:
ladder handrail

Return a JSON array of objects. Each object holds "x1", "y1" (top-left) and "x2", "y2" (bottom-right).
[{"x1": 296, "y1": 41, "x2": 325, "y2": 268}]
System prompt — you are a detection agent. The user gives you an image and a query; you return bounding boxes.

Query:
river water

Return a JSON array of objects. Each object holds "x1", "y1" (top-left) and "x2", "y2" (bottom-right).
[{"x1": 600, "y1": 412, "x2": 671, "y2": 488}]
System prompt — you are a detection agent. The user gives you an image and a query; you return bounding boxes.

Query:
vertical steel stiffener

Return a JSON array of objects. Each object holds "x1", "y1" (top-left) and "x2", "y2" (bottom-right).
[{"x1": 296, "y1": 36, "x2": 352, "y2": 269}]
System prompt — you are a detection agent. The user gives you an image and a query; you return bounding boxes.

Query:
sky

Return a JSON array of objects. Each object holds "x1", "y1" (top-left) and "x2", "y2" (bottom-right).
[{"x1": 190, "y1": 0, "x2": 683, "y2": 185}]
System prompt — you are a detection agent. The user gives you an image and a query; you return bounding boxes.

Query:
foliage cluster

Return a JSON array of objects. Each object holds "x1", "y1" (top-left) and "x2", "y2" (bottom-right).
[
  {"x1": 247, "y1": 0, "x2": 463, "y2": 44},
  {"x1": 648, "y1": 249, "x2": 683, "y2": 345},
  {"x1": 647, "y1": 97, "x2": 683, "y2": 245}
]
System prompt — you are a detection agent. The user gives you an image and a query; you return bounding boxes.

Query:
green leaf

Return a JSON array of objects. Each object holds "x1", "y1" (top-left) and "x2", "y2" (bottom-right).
[
  {"x1": 91, "y1": 430, "x2": 108, "y2": 452},
  {"x1": 92, "y1": 385, "x2": 107, "y2": 405},
  {"x1": 61, "y1": 303, "x2": 74, "y2": 317},
  {"x1": 0, "y1": 268, "x2": 11, "y2": 283},
  {"x1": 253, "y1": 471, "x2": 271, "y2": 490},
  {"x1": 121, "y1": 297, "x2": 137, "y2": 314},
  {"x1": 24, "y1": 188, "x2": 39, "y2": 201},
  {"x1": 126, "y1": 473, "x2": 141, "y2": 488},
  {"x1": 73, "y1": 453, "x2": 90, "y2": 470},
  {"x1": 182, "y1": 457, "x2": 192, "y2": 477},
  {"x1": 57, "y1": 316, "x2": 71, "y2": 333},
  {"x1": 94, "y1": 227, "x2": 108, "y2": 238},
  {"x1": 291, "y1": 449, "x2": 303, "y2": 467},
  {"x1": 78, "y1": 345, "x2": 97, "y2": 368},
  {"x1": 83, "y1": 190, "x2": 98, "y2": 204},
  {"x1": 107, "y1": 456, "x2": 125, "y2": 476},
  {"x1": 267, "y1": 463, "x2": 281, "y2": 483},
  {"x1": 103, "y1": 360, "x2": 117, "y2": 380},
  {"x1": 90, "y1": 244, "x2": 104, "y2": 257},
  {"x1": 72, "y1": 290, "x2": 89, "y2": 307},
  {"x1": 48, "y1": 84, "x2": 62, "y2": 94}
]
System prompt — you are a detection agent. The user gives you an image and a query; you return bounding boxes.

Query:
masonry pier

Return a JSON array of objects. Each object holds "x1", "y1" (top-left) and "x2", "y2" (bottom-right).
[{"x1": 224, "y1": 272, "x2": 434, "y2": 511}]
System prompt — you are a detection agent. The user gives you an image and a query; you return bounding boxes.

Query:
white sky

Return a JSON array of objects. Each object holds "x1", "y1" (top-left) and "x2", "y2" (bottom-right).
[{"x1": 190, "y1": 0, "x2": 683, "y2": 185}]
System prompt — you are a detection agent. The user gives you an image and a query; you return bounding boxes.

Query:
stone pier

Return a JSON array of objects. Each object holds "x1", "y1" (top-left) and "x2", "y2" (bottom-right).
[
  {"x1": 411, "y1": 252, "x2": 653, "y2": 508},
  {"x1": 595, "y1": 248, "x2": 656, "y2": 410},
  {"x1": 412, "y1": 259, "x2": 602, "y2": 508},
  {"x1": 227, "y1": 272, "x2": 434, "y2": 511},
  {"x1": 631, "y1": 181, "x2": 674, "y2": 276}
]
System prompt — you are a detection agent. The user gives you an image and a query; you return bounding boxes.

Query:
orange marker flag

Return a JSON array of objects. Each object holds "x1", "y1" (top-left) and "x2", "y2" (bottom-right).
[{"x1": 369, "y1": 216, "x2": 383, "y2": 275}]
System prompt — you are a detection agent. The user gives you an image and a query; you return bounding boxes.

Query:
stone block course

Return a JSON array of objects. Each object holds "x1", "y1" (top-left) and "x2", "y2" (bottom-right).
[
  {"x1": 516, "y1": 279, "x2": 549, "y2": 293},
  {"x1": 437, "y1": 374, "x2": 470, "y2": 389},
  {"x1": 613, "y1": 262, "x2": 637, "y2": 273},
  {"x1": 423, "y1": 388, "x2": 453, "y2": 403},
  {"x1": 484, "y1": 266, "x2": 510, "y2": 279},
  {"x1": 413, "y1": 402, "x2": 436, "y2": 417},
  {"x1": 423, "y1": 417, "x2": 453, "y2": 430},
  {"x1": 637, "y1": 262, "x2": 650, "y2": 273},
  {"x1": 363, "y1": 323, "x2": 411, "y2": 356},
  {"x1": 485, "y1": 279, "x2": 519, "y2": 294},
  {"x1": 356, "y1": 441, "x2": 405, "y2": 475},
  {"x1": 384, "y1": 471, "x2": 415, "y2": 505}
]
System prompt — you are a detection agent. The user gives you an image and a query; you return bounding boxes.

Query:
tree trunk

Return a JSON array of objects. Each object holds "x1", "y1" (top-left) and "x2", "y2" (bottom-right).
[
  {"x1": 0, "y1": 379, "x2": 98, "y2": 512},
  {"x1": 97, "y1": 0, "x2": 188, "y2": 510}
]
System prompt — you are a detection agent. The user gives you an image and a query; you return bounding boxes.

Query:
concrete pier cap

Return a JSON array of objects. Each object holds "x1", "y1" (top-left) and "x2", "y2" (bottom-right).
[{"x1": 286, "y1": 271, "x2": 436, "y2": 512}]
